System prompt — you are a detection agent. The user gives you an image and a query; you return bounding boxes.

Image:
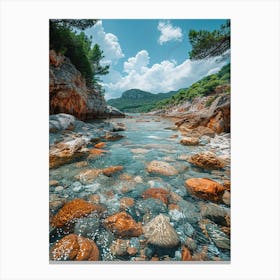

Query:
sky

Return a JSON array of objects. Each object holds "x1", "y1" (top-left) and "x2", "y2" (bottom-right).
[{"x1": 84, "y1": 19, "x2": 230, "y2": 100}]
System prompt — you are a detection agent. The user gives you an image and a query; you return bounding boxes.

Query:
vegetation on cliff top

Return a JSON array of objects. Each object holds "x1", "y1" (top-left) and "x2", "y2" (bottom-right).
[
  {"x1": 154, "y1": 63, "x2": 230, "y2": 110},
  {"x1": 49, "y1": 19, "x2": 109, "y2": 90}
]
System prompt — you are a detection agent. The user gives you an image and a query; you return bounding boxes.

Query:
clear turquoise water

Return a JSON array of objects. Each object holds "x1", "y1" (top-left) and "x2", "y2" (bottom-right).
[{"x1": 49, "y1": 115, "x2": 230, "y2": 261}]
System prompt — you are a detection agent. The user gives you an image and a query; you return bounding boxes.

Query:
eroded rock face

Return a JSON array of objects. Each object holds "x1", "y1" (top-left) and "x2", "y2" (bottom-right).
[
  {"x1": 50, "y1": 234, "x2": 99, "y2": 261},
  {"x1": 143, "y1": 214, "x2": 180, "y2": 248},
  {"x1": 146, "y1": 161, "x2": 178, "y2": 176},
  {"x1": 188, "y1": 151, "x2": 225, "y2": 169},
  {"x1": 49, "y1": 138, "x2": 89, "y2": 169},
  {"x1": 51, "y1": 198, "x2": 100, "y2": 227},
  {"x1": 185, "y1": 178, "x2": 226, "y2": 202},
  {"x1": 50, "y1": 50, "x2": 107, "y2": 120},
  {"x1": 104, "y1": 212, "x2": 143, "y2": 238}
]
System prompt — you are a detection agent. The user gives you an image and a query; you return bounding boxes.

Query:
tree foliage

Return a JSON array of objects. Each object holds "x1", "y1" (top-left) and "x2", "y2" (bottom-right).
[
  {"x1": 49, "y1": 19, "x2": 109, "y2": 88},
  {"x1": 188, "y1": 20, "x2": 230, "y2": 60},
  {"x1": 154, "y1": 63, "x2": 230, "y2": 109}
]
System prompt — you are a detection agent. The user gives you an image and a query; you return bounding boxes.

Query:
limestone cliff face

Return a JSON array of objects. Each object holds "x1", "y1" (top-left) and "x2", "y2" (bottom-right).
[{"x1": 49, "y1": 50, "x2": 115, "y2": 120}]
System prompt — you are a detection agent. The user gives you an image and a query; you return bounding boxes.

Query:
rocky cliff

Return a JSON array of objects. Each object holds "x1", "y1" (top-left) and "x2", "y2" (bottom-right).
[
  {"x1": 49, "y1": 50, "x2": 124, "y2": 120},
  {"x1": 150, "y1": 88, "x2": 230, "y2": 134}
]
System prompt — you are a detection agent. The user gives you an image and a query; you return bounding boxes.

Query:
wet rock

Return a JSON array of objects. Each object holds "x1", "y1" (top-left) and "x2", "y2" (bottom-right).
[
  {"x1": 51, "y1": 198, "x2": 101, "y2": 227},
  {"x1": 75, "y1": 169, "x2": 102, "y2": 183},
  {"x1": 105, "y1": 106, "x2": 125, "y2": 118},
  {"x1": 199, "y1": 135, "x2": 211, "y2": 145},
  {"x1": 181, "y1": 245, "x2": 192, "y2": 261},
  {"x1": 49, "y1": 138, "x2": 89, "y2": 169},
  {"x1": 110, "y1": 239, "x2": 129, "y2": 256},
  {"x1": 223, "y1": 180, "x2": 231, "y2": 191},
  {"x1": 50, "y1": 234, "x2": 99, "y2": 261},
  {"x1": 169, "y1": 209, "x2": 186, "y2": 223},
  {"x1": 127, "y1": 246, "x2": 138, "y2": 256},
  {"x1": 169, "y1": 191, "x2": 183, "y2": 204},
  {"x1": 88, "y1": 148, "x2": 106, "y2": 159},
  {"x1": 142, "y1": 188, "x2": 170, "y2": 205},
  {"x1": 135, "y1": 198, "x2": 167, "y2": 216},
  {"x1": 146, "y1": 160, "x2": 178, "y2": 176},
  {"x1": 200, "y1": 202, "x2": 230, "y2": 226},
  {"x1": 87, "y1": 194, "x2": 100, "y2": 205},
  {"x1": 102, "y1": 165, "x2": 123, "y2": 176},
  {"x1": 104, "y1": 212, "x2": 143, "y2": 238},
  {"x1": 143, "y1": 214, "x2": 180, "y2": 248},
  {"x1": 75, "y1": 160, "x2": 88, "y2": 168},
  {"x1": 120, "y1": 197, "x2": 135, "y2": 210},
  {"x1": 176, "y1": 222, "x2": 195, "y2": 243},
  {"x1": 180, "y1": 137, "x2": 199, "y2": 146},
  {"x1": 49, "y1": 180, "x2": 59, "y2": 187},
  {"x1": 191, "y1": 246, "x2": 208, "y2": 261},
  {"x1": 177, "y1": 200, "x2": 201, "y2": 223},
  {"x1": 168, "y1": 204, "x2": 180, "y2": 211},
  {"x1": 188, "y1": 151, "x2": 225, "y2": 169},
  {"x1": 185, "y1": 178, "x2": 226, "y2": 202},
  {"x1": 94, "y1": 142, "x2": 106, "y2": 148},
  {"x1": 185, "y1": 237, "x2": 197, "y2": 251},
  {"x1": 180, "y1": 126, "x2": 215, "y2": 138},
  {"x1": 95, "y1": 228, "x2": 114, "y2": 249},
  {"x1": 111, "y1": 122, "x2": 126, "y2": 131},
  {"x1": 119, "y1": 173, "x2": 133, "y2": 181},
  {"x1": 222, "y1": 190, "x2": 230, "y2": 205},
  {"x1": 49, "y1": 114, "x2": 76, "y2": 133},
  {"x1": 103, "y1": 131, "x2": 124, "y2": 141},
  {"x1": 206, "y1": 223, "x2": 230, "y2": 250},
  {"x1": 54, "y1": 186, "x2": 64, "y2": 192},
  {"x1": 74, "y1": 213, "x2": 100, "y2": 239}
]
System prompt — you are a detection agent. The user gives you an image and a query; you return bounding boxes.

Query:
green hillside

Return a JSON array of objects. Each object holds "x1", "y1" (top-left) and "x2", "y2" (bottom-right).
[
  {"x1": 107, "y1": 89, "x2": 178, "y2": 112},
  {"x1": 155, "y1": 63, "x2": 230, "y2": 110}
]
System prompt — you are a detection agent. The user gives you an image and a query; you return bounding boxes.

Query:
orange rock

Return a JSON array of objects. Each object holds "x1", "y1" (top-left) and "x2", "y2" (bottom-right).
[
  {"x1": 127, "y1": 247, "x2": 137, "y2": 256},
  {"x1": 223, "y1": 180, "x2": 231, "y2": 190},
  {"x1": 151, "y1": 256, "x2": 160, "y2": 261},
  {"x1": 120, "y1": 197, "x2": 135, "y2": 210},
  {"x1": 94, "y1": 142, "x2": 106, "y2": 149},
  {"x1": 50, "y1": 234, "x2": 99, "y2": 261},
  {"x1": 88, "y1": 148, "x2": 106, "y2": 159},
  {"x1": 185, "y1": 178, "x2": 226, "y2": 202},
  {"x1": 104, "y1": 211, "x2": 143, "y2": 238},
  {"x1": 188, "y1": 151, "x2": 225, "y2": 170},
  {"x1": 49, "y1": 180, "x2": 59, "y2": 187},
  {"x1": 102, "y1": 165, "x2": 123, "y2": 176},
  {"x1": 142, "y1": 188, "x2": 170, "y2": 205},
  {"x1": 181, "y1": 245, "x2": 192, "y2": 261},
  {"x1": 180, "y1": 137, "x2": 199, "y2": 146},
  {"x1": 51, "y1": 198, "x2": 98, "y2": 227},
  {"x1": 168, "y1": 204, "x2": 180, "y2": 211}
]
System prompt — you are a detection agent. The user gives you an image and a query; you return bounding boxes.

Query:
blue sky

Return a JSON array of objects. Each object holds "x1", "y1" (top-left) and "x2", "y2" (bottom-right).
[{"x1": 84, "y1": 19, "x2": 230, "y2": 99}]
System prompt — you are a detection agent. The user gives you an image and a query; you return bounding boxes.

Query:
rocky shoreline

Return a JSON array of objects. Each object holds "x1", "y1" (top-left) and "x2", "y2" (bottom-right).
[{"x1": 49, "y1": 113, "x2": 230, "y2": 262}]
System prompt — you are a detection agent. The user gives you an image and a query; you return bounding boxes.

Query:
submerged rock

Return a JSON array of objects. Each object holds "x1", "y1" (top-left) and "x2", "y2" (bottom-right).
[
  {"x1": 146, "y1": 160, "x2": 178, "y2": 176},
  {"x1": 142, "y1": 188, "x2": 170, "y2": 205},
  {"x1": 49, "y1": 138, "x2": 89, "y2": 169},
  {"x1": 94, "y1": 142, "x2": 106, "y2": 149},
  {"x1": 205, "y1": 223, "x2": 230, "y2": 250},
  {"x1": 75, "y1": 169, "x2": 102, "y2": 183},
  {"x1": 185, "y1": 178, "x2": 226, "y2": 202},
  {"x1": 188, "y1": 151, "x2": 225, "y2": 170},
  {"x1": 50, "y1": 234, "x2": 99, "y2": 261},
  {"x1": 181, "y1": 245, "x2": 192, "y2": 261},
  {"x1": 102, "y1": 165, "x2": 123, "y2": 177},
  {"x1": 104, "y1": 212, "x2": 143, "y2": 238},
  {"x1": 143, "y1": 214, "x2": 180, "y2": 248},
  {"x1": 110, "y1": 239, "x2": 130, "y2": 256},
  {"x1": 74, "y1": 213, "x2": 100, "y2": 239},
  {"x1": 200, "y1": 202, "x2": 230, "y2": 226},
  {"x1": 51, "y1": 198, "x2": 102, "y2": 227}
]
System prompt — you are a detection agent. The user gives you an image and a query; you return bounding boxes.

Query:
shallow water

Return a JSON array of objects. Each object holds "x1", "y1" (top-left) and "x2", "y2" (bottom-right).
[{"x1": 49, "y1": 114, "x2": 230, "y2": 261}]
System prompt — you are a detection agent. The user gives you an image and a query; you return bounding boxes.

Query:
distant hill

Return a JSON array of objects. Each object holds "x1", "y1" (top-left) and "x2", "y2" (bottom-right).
[{"x1": 107, "y1": 89, "x2": 178, "y2": 112}]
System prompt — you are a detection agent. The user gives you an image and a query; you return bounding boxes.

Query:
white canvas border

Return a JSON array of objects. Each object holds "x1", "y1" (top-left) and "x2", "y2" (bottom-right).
[{"x1": 0, "y1": 0, "x2": 279, "y2": 279}]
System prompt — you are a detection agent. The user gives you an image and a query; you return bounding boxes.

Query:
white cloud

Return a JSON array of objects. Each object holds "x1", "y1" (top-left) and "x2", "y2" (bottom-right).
[
  {"x1": 123, "y1": 50, "x2": 150, "y2": 73},
  {"x1": 104, "y1": 50, "x2": 229, "y2": 100},
  {"x1": 157, "y1": 20, "x2": 183, "y2": 45},
  {"x1": 86, "y1": 20, "x2": 124, "y2": 65}
]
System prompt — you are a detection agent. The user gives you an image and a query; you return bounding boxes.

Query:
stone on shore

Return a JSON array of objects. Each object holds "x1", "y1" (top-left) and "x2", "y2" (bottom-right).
[
  {"x1": 188, "y1": 151, "x2": 225, "y2": 169},
  {"x1": 180, "y1": 137, "x2": 199, "y2": 146}
]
